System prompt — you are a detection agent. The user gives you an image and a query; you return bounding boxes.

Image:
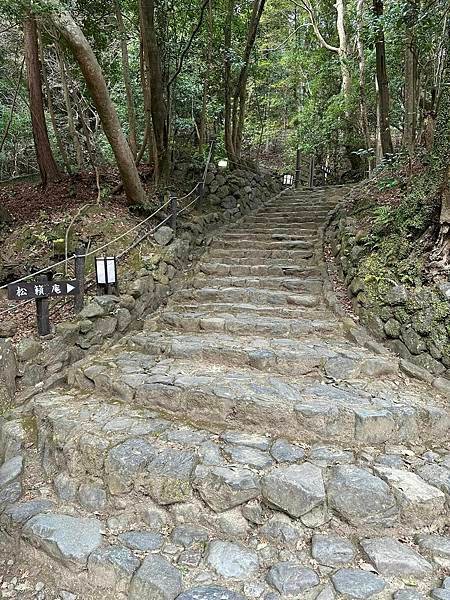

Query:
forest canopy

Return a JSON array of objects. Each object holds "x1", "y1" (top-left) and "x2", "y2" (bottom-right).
[{"x1": 0, "y1": 0, "x2": 448, "y2": 192}]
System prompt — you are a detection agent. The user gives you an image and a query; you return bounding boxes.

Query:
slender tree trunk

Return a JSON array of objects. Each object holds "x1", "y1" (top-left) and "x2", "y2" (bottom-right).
[
  {"x1": 335, "y1": 0, "x2": 351, "y2": 105},
  {"x1": 114, "y1": 0, "x2": 137, "y2": 157},
  {"x1": 50, "y1": 10, "x2": 145, "y2": 205},
  {"x1": 373, "y1": 0, "x2": 393, "y2": 156},
  {"x1": 138, "y1": 32, "x2": 155, "y2": 166},
  {"x1": 38, "y1": 34, "x2": 71, "y2": 174},
  {"x1": 140, "y1": 0, "x2": 170, "y2": 182},
  {"x1": 224, "y1": 0, "x2": 235, "y2": 160},
  {"x1": 198, "y1": 0, "x2": 213, "y2": 149},
  {"x1": 231, "y1": 0, "x2": 266, "y2": 158},
  {"x1": 23, "y1": 16, "x2": 60, "y2": 186},
  {"x1": 56, "y1": 42, "x2": 84, "y2": 170},
  {"x1": 356, "y1": 0, "x2": 372, "y2": 174},
  {"x1": 432, "y1": 40, "x2": 450, "y2": 265},
  {"x1": 403, "y1": 1, "x2": 418, "y2": 156}
]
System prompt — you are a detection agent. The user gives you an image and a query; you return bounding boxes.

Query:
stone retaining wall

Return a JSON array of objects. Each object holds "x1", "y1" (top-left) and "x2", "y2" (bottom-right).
[
  {"x1": 325, "y1": 203, "x2": 450, "y2": 389},
  {"x1": 0, "y1": 168, "x2": 281, "y2": 406}
]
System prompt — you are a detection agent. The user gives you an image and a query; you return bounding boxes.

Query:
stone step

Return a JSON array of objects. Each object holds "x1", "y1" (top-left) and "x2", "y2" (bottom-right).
[
  {"x1": 171, "y1": 301, "x2": 329, "y2": 319},
  {"x1": 222, "y1": 231, "x2": 318, "y2": 239},
  {"x1": 128, "y1": 330, "x2": 394, "y2": 379},
  {"x1": 66, "y1": 358, "x2": 450, "y2": 448},
  {"x1": 170, "y1": 286, "x2": 322, "y2": 307},
  {"x1": 4, "y1": 389, "x2": 449, "y2": 599},
  {"x1": 269, "y1": 201, "x2": 335, "y2": 207},
  {"x1": 189, "y1": 275, "x2": 323, "y2": 294},
  {"x1": 197, "y1": 262, "x2": 321, "y2": 277},
  {"x1": 228, "y1": 226, "x2": 318, "y2": 235},
  {"x1": 267, "y1": 201, "x2": 335, "y2": 209},
  {"x1": 152, "y1": 309, "x2": 334, "y2": 338},
  {"x1": 256, "y1": 209, "x2": 331, "y2": 217},
  {"x1": 198, "y1": 255, "x2": 316, "y2": 266},
  {"x1": 216, "y1": 239, "x2": 314, "y2": 250},
  {"x1": 250, "y1": 219, "x2": 323, "y2": 227},
  {"x1": 207, "y1": 248, "x2": 315, "y2": 260}
]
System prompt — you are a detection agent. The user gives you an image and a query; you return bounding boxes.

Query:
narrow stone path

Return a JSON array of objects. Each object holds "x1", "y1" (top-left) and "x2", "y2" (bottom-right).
[{"x1": 1, "y1": 187, "x2": 449, "y2": 600}]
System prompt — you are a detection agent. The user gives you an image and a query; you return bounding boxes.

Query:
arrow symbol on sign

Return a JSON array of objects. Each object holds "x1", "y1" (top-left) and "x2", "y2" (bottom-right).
[{"x1": 67, "y1": 283, "x2": 75, "y2": 293}]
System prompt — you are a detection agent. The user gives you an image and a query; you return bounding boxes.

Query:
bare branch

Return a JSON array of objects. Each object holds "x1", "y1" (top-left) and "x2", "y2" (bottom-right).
[
  {"x1": 290, "y1": 0, "x2": 339, "y2": 53},
  {"x1": 167, "y1": 0, "x2": 210, "y2": 89}
]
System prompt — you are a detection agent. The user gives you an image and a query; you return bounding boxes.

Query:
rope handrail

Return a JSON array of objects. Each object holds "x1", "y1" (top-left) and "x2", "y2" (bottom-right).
[
  {"x1": 0, "y1": 256, "x2": 74, "y2": 292},
  {"x1": 0, "y1": 142, "x2": 215, "y2": 316}
]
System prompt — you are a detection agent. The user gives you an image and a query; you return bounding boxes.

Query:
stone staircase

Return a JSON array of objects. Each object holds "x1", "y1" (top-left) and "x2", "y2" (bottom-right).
[{"x1": 1, "y1": 186, "x2": 449, "y2": 600}]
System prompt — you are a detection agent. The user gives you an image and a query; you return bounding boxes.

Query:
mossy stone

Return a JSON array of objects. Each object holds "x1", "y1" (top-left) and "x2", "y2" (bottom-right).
[
  {"x1": 384, "y1": 319, "x2": 401, "y2": 338},
  {"x1": 412, "y1": 309, "x2": 434, "y2": 335},
  {"x1": 394, "y1": 307, "x2": 410, "y2": 324},
  {"x1": 427, "y1": 341, "x2": 442, "y2": 360},
  {"x1": 442, "y1": 346, "x2": 450, "y2": 367},
  {"x1": 349, "y1": 277, "x2": 364, "y2": 296},
  {"x1": 401, "y1": 326, "x2": 427, "y2": 355},
  {"x1": 378, "y1": 306, "x2": 393, "y2": 322}
]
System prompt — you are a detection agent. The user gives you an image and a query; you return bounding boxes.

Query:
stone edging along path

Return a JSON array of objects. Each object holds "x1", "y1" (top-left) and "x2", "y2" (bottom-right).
[{"x1": 0, "y1": 184, "x2": 449, "y2": 600}]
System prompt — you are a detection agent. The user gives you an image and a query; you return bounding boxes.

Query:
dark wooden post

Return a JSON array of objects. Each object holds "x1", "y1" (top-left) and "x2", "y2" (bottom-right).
[
  {"x1": 36, "y1": 274, "x2": 50, "y2": 336},
  {"x1": 295, "y1": 148, "x2": 301, "y2": 189},
  {"x1": 308, "y1": 155, "x2": 315, "y2": 189},
  {"x1": 170, "y1": 194, "x2": 177, "y2": 234},
  {"x1": 74, "y1": 244, "x2": 85, "y2": 312}
]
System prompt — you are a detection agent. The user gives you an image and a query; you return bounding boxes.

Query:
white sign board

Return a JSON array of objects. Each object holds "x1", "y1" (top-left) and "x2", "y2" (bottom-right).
[{"x1": 95, "y1": 257, "x2": 117, "y2": 285}]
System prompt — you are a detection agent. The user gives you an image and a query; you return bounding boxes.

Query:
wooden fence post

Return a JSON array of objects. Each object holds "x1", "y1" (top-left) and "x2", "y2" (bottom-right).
[
  {"x1": 36, "y1": 274, "x2": 50, "y2": 336},
  {"x1": 170, "y1": 195, "x2": 178, "y2": 234},
  {"x1": 308, "y1": 156, "x2": 315, "y2": 189},
  {"x1": 295, "y1": 148, "x2": 301, "y2": 189},
  {"x1": 74, "y1": 244, "x2": 85, "y2": 312}
]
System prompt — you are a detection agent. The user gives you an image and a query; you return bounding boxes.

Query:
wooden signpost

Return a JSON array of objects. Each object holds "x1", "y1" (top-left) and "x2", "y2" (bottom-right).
[
  {"x1": 7, "y1": 279, "x2": 79, "y2": 301},
  {"x1": 7, "y1": 275, "x2": 80, "y2": 336}
]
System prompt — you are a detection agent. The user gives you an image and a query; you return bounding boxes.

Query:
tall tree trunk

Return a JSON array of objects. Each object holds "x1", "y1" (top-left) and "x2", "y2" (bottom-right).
[
  {"x1": 114, "y1": 0, "x2": 137, "y2": 157},
  {"x1": 23, "y1": 16, "x2": 60, "y2": 186},
  {"x1": 198, "y1": 0, "x2": 213, "y2": 149},
  {"x1": 403, "y1": 1, "x2": 418, "y2": 156},
  {"x1": 50, "y1": 10, "x2": 145, "y2": 205},
  {"x1": 431, "y1": 38, "x2": 450, "y2": 265},
  {"x1": 224, "y1": 0, "x2": 235, "y2": 160},
  {"x1": 298, "y1": 0, "x2": 357, "y2": 170},
  {"x1": 38, "y1": 33, "x2": 71, "y2": 174},
  {"x1": 231, "y1": 0, "x2": 266, "y2": 158},
  {"x1": 373, "y1": 0, "x2": 393, "y2": 156},
  {"x1": 356, "y1": 0, "x2": 372, "y2": 174},
  {"x1": 56, "y1": 42, "x2": 84, "y2": 170},
  {"x1": 335, "y1": 0, "x2": 351, "y2": 105},
  {"x1": 140, "y1": 0, "x2": 170, "y2": 182},
  {"x1": 139, "y1": 33, "x2": 154, "y2": 166}
]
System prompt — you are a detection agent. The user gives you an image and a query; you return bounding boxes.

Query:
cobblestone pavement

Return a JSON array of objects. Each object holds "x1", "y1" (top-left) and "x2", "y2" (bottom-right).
[{"x1": 1, "y1": 187, "x2": 449, "y2": 600}]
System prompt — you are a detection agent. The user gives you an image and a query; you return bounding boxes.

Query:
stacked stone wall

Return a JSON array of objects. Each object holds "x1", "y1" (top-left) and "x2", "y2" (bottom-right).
[{"x1": 326, "y1": 205, "x2": 450, "y2": 391}]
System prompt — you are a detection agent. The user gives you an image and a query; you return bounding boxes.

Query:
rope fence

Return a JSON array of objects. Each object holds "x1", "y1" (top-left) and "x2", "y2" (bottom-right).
[{"x1": 0, "y1": 141, "x2": 215, "y2": 325}]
